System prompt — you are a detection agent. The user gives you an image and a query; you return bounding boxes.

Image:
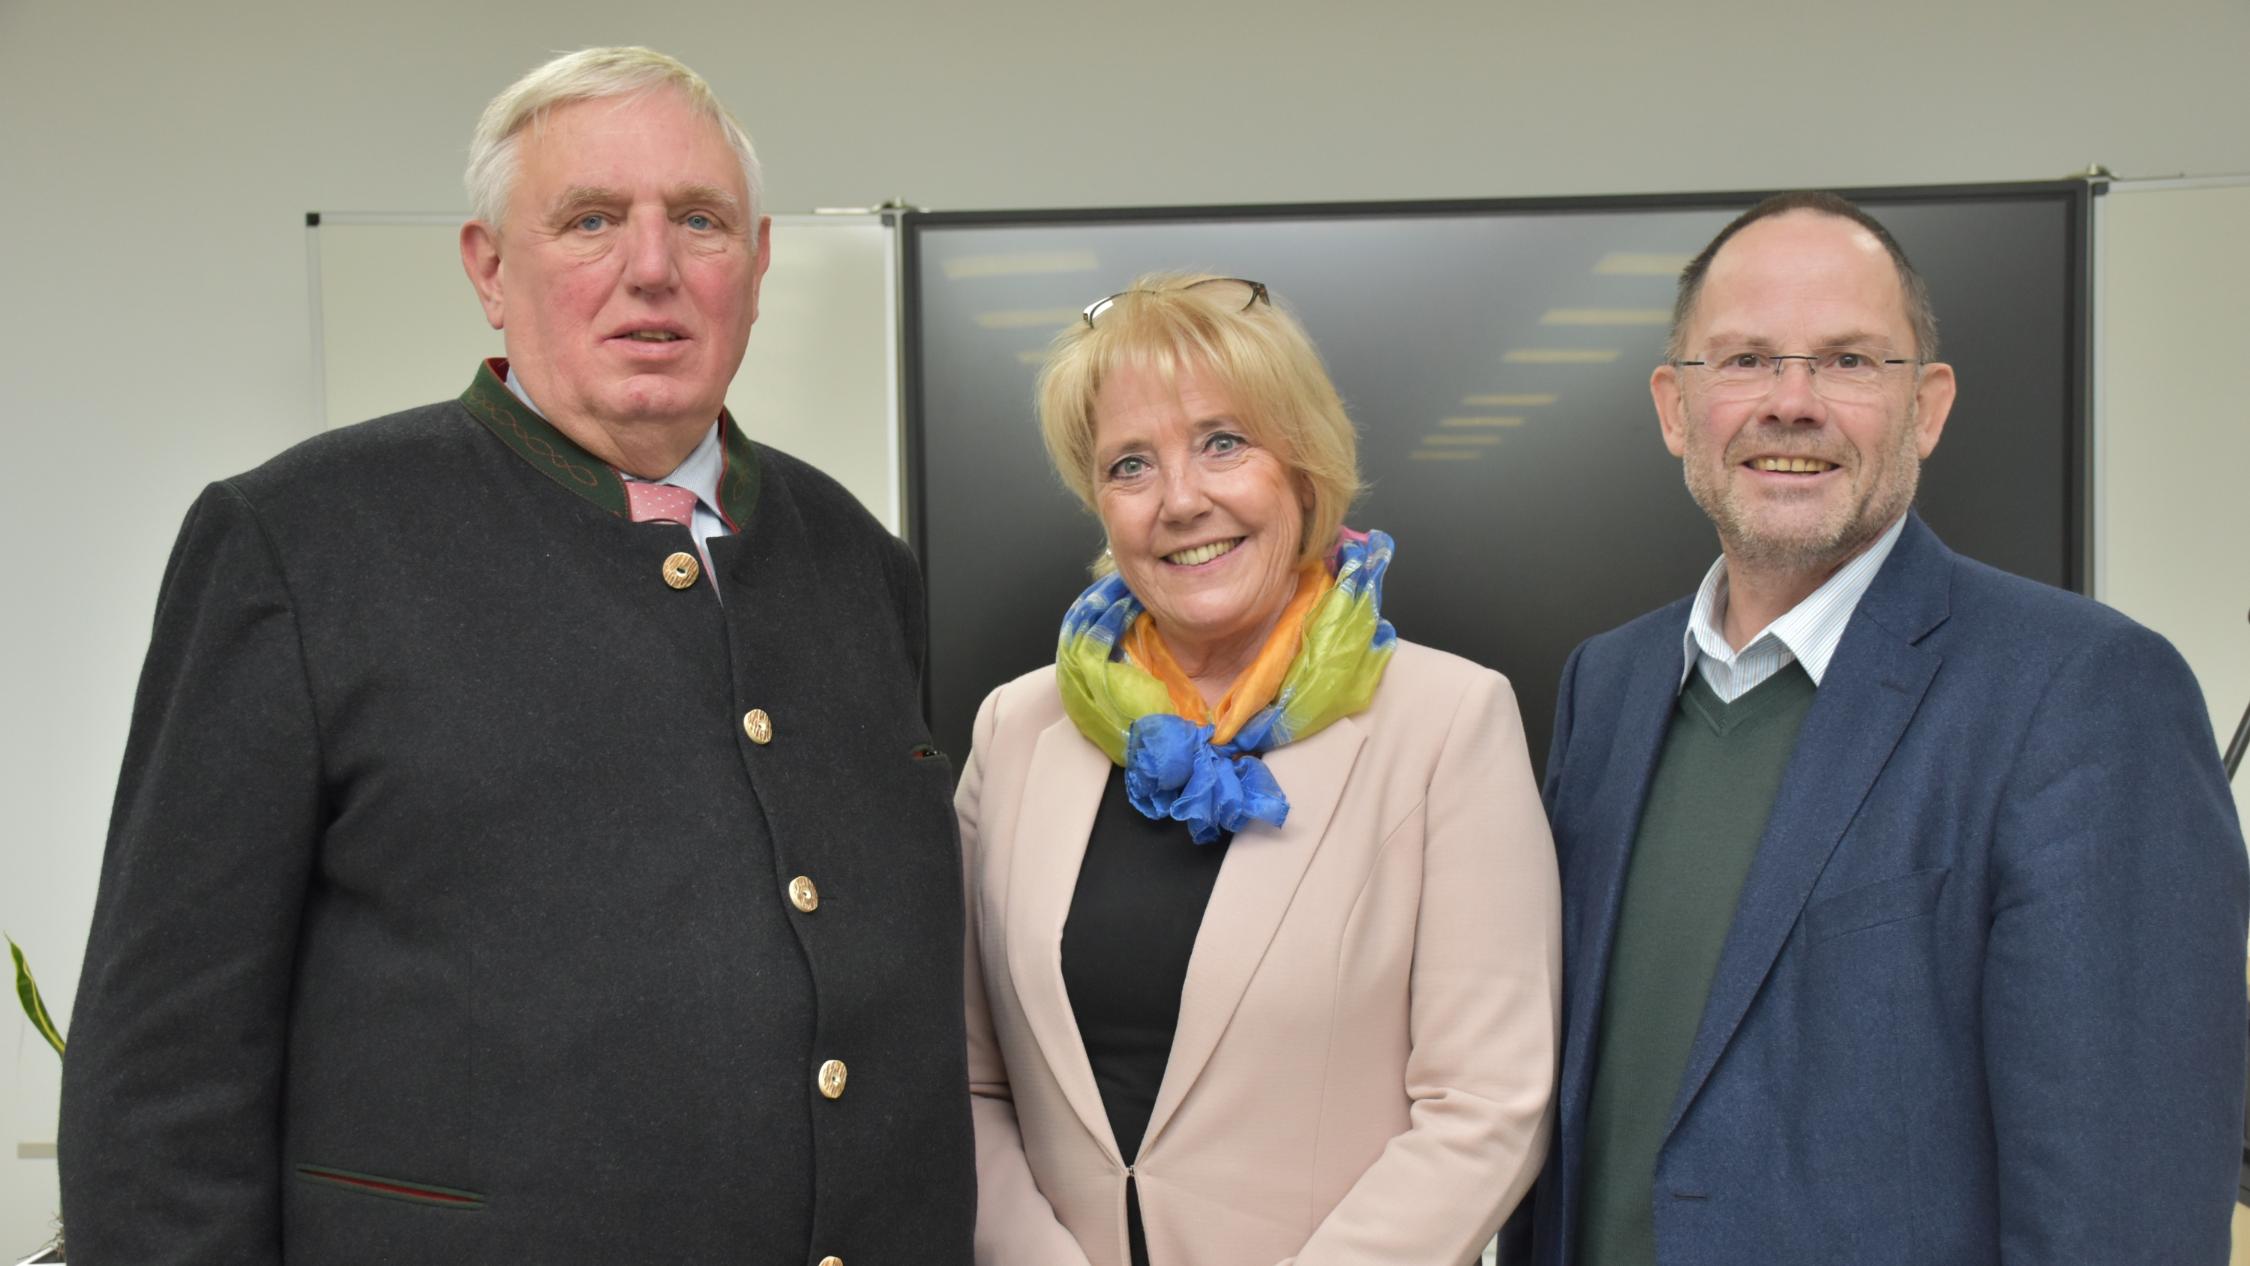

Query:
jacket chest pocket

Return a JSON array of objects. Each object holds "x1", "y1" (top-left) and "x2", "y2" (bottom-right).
[{"x1": 1804, "y1": 867, "x2": 1950, "y2": 944}]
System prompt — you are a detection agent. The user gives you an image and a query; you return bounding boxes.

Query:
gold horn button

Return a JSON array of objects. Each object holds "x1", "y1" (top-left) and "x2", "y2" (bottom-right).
[
  {"x1": 788, "y1": 875, "x2": 820, "y2": 913},
  {"x1": 817, "y1": 1059, "x2": 848, "y2": 1100},
  {"x1": 661, "y1": 551, "x2": 701, "y2": 590}
]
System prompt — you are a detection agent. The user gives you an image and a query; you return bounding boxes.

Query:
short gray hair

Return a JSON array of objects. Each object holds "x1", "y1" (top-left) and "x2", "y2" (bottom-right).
[
  {"x1": 465, "y1": 47, "x2": 763, "y2": 229},
  {"x1": 1667, "y1": 191, "x2": 1939, "y2": 362}
]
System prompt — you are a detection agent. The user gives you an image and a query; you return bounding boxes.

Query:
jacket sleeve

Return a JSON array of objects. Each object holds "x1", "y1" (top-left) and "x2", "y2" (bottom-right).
[
  {"x1": 59, "y1": 482, "x2": 325, "y2": 1265},
  {"x1": 1984, "y1": 623, "x2": 2248, "y2": 1263},
  {"x1": 1500, "y1": 636, "x2": 1588, "y2": 1265},
  {"x1": 878, "y1": 529, "x2": 931, "y2": 682},
  {"x1": 1285, "y1": 668, "x2": 1563, "y2": 1266},
  {"x1": 958, "y1": 682, "x2": 1098, "y2": 1266},
  {"x1": 1540, "y1": 639, "x2": 1586, "y2": 815}
]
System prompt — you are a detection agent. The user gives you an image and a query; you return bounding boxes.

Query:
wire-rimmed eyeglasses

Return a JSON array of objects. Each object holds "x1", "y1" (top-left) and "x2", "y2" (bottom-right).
[
  {"x1": 1671, "y1": 348, "x2": 1924, "y2": 402},
  {"x1": 1082, "y1": 277, "x2": 1270, "y2": 328}
]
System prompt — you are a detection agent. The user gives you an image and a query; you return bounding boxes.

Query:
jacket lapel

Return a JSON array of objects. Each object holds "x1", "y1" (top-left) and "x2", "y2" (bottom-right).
[
  {"x1": 1560, "y1": 628, "x2": 1688, "y2": 1042},
  {"x1": 1552, "y1": 620, "x2": 1688, "y2": 1225},
  {"x1": 1663, "y1": 515, "x2": 1953, "y2": 1140},
  {"x1": 1139, "y1": 715, "x2": 1367, "y2": 1153},
  {"x1": 1002, "y1": 715, "x2": 1123, "y2": 1162}
]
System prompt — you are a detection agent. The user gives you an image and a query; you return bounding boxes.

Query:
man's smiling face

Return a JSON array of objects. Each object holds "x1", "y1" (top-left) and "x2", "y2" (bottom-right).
[{"x1": 1652, "y1": 210, "x2": 1955, "y2": 581}]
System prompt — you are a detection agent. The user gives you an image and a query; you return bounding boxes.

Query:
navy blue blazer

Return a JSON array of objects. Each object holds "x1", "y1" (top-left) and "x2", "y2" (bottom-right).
[{"x1": 1527, "y1": 513, "x2": 2248, "y2": 1265}]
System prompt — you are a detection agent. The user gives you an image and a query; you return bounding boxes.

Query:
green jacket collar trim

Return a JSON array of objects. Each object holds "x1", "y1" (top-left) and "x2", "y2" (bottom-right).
[{"x1": 460, "y1": 358, "x2": 760, "y2": 527}]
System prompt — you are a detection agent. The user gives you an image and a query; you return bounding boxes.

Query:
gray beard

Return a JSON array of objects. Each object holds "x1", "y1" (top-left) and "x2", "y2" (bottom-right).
[{"x1": 1686, "y1": 404, "x2": 1922, "y2": 579}]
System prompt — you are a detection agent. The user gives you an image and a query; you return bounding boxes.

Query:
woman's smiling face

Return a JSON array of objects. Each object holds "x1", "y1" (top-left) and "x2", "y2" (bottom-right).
[{"x1": 1091, "y1": 358, "x2": 1306, "y2": 675}]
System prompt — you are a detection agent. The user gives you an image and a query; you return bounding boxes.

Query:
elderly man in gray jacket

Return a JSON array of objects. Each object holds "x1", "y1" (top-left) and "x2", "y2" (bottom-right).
[{"x1": 60, "y1": 46, "x2": 973, "y2": 1266}]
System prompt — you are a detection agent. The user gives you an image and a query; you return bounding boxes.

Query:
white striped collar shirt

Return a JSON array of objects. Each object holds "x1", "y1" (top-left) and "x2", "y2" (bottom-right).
[
  {"x1": 504, "y1": 367, "x2": 730, "y2": 558},
  {"x1": 1678, "y1": 513, "x2": 1909, "y2": 703}
]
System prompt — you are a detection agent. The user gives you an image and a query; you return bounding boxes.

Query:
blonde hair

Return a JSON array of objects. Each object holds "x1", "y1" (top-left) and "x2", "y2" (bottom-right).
[
  {"x1": 465, "y1": 46, "x2": 763, "y2": 229},
  {"x1": 1036, "y1": 274, "x2": 1362, "y2": 568}
]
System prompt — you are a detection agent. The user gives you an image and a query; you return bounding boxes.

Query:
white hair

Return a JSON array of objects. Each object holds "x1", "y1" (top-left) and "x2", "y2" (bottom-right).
[{"x1": 464, "y1": 46, "x2": 763, "y2": 228}]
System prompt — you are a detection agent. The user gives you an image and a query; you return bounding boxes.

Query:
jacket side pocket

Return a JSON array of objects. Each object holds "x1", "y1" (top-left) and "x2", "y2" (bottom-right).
[{"x1": 294, "y1": 1164, "x2": 486, "y2": 1211}]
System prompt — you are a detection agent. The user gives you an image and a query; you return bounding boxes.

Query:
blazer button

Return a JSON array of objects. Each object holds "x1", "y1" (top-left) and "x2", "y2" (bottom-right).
[
  {"x1": 819, "y1": 1257, "x2": 843, "y2": 1266},
  {"x1": 661, "y1": 551, "x2": 700, "y2": 589},
  {"x1": 788, "y1": 875, "x2": 820, "y2": 913},
  {"x1": 817, "y1": 1059, "x2": 848, "y2": 1100},
  {"x1": 742, "y1": 708, "x2": 774, "y2": 745}
]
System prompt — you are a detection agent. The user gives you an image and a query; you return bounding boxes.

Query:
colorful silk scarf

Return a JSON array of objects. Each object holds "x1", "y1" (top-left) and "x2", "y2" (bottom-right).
[{"x1": 1057, "y1": 529, "x2": 1397, "y2": 844}]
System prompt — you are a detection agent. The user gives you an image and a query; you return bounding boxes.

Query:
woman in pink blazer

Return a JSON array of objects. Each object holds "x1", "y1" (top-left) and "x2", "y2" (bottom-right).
[{"x1": 959, "y1": 275, "x2": 1561, "y2": 1266}]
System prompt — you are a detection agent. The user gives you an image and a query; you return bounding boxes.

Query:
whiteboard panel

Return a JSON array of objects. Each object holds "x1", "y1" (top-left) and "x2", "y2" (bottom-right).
[
  {"x1": 312, "y1": 213, "x2": 900, "y2": 532},
  {"x1": 2098, "y1": 179, "x2": 2250, "y2": 825}
]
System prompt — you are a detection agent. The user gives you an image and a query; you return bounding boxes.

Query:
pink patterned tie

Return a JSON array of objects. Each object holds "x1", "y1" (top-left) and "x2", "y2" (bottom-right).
[{"x1": 625, "y1": 481, "x2": 699, "y2": 528}]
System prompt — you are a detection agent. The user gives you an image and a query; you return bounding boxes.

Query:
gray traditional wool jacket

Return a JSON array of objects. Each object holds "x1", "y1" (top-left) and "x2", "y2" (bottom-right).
[{"x1": 60, "y1": 361, "x2": 975, "y2": 1265}]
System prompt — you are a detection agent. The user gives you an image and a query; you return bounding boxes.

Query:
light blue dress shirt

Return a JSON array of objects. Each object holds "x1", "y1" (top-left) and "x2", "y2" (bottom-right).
[
  {"x1": 505, "y1": 369, "x2": 731, "y2": 588},
  {"x1": 1679, "y1": 513, "x2": 1909, "y2": 703}
]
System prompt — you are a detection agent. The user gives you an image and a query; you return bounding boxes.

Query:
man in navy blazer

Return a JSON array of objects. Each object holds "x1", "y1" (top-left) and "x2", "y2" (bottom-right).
[{"x1": 1528, "y1": 192, "x2": 2248, "y2": 1264}]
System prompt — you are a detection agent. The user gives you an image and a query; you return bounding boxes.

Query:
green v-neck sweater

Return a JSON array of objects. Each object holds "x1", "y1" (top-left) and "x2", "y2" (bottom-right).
[{"x1": 1578, "y1": 662, "x2": 1818, "y2": 1266}]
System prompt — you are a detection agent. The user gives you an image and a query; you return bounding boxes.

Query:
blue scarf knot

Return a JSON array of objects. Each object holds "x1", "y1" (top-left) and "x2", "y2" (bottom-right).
[
  {"x1": 1123, "y1": 713, "x2": 1290, "y2": 845},
  {"x1": 1056, "y1": 529, "x2": 1397, "y2": 848}
]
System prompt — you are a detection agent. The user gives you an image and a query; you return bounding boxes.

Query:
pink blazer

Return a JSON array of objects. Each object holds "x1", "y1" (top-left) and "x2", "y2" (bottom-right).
[{"x1": 959, "y1": 641, "x2": 1561, "y2": 1266}]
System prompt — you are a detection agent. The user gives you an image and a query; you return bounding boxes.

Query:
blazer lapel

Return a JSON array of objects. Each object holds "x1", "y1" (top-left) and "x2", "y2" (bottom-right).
[
  {"x1": 1003, "y1": 716, "x2": 1124, "y2": 1163},
  {"x1": 1560, "y1": 631, "x2": 1687, "y2": 1056},
  {"x1": 1552, "y1": 623, "x2": 1687, "y2": 1227},
  {"x1": 1139, "y1": 715, "x2": 1367, "y2": 1153},
  {"x1": 1663, "y1": 516, "x2": 1952, "y2": 1140}
]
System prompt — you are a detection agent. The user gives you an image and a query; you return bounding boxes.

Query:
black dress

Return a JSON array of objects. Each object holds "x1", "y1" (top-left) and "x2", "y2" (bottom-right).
[{"x1": 1061, "y1": 766, "x2": 1234, "y2": 1266}]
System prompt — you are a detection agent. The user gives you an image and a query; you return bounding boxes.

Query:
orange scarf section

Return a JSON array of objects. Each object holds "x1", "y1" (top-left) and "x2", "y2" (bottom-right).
[{"x1": 1121, "y1": 562, "x2": 1330, "y2": 746}]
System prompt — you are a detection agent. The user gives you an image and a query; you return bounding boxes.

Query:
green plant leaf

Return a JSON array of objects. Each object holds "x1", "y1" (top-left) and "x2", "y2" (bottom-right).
[{"x1": 8, "y1": 936, "x2": 66, "y2": 1058}]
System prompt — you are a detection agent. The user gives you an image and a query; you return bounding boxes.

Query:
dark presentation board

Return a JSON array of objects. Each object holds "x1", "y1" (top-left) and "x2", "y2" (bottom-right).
[{"x1": 904, "y1": 184, "x2": 2090, "y2": 772}]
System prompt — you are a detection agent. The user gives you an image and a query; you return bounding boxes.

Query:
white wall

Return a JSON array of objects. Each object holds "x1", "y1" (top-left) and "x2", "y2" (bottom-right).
[
  {"x1": 4, "y1": 0, "x2": 2248, "y2": 1248},
  {"x1": 2097, "y1": 179, "x2": 2250, "y2": 831}
]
